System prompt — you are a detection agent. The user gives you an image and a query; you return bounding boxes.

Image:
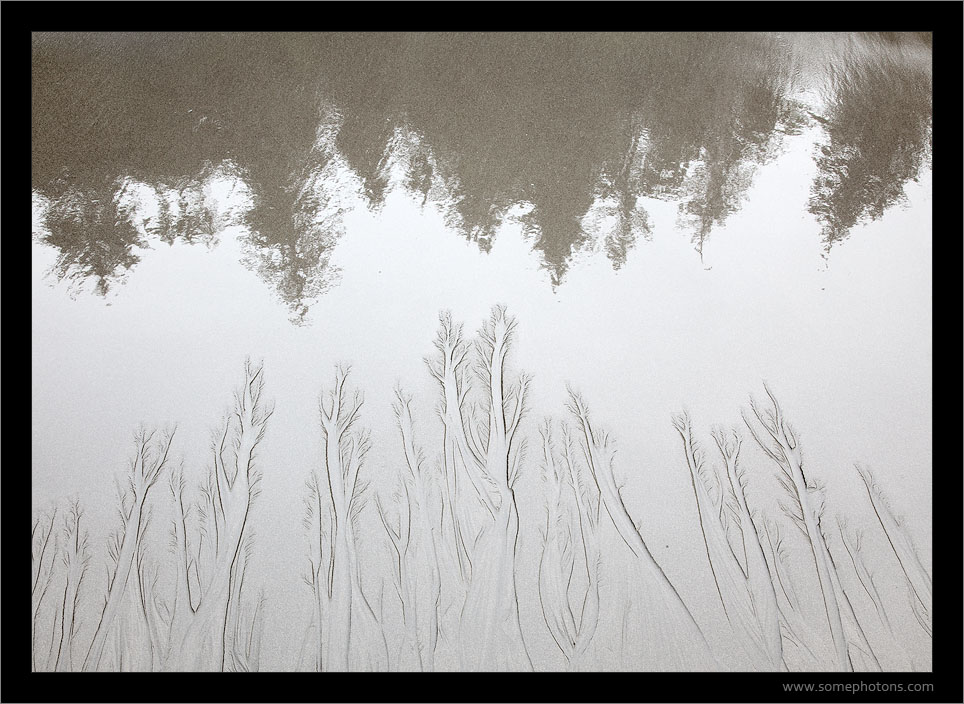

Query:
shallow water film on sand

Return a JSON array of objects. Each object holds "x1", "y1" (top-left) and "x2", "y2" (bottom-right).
[{"x1": 32, "y1": 32, "x2": 931, "y2": 672}]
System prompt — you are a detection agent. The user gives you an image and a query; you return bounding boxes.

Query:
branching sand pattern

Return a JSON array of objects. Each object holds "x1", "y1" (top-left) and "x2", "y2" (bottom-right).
[{"x1": 31, "y1": 309, "x2": 931, "y2": 672}]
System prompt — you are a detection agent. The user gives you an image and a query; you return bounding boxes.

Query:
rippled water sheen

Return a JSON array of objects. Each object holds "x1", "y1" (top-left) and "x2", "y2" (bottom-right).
[
  {"x1": 32, "y1": 32, "x2": 931, "y2": 318},
  {"x1": 31, "y1": 33, "x2": 932, "y2": 673}
]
